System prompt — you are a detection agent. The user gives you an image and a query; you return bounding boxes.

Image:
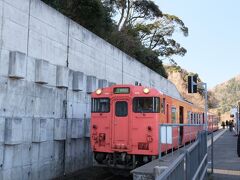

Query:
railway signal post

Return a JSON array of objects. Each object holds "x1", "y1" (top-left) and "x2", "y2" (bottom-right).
[{"x1": 188, "y1": 75, "x2": 213, "y2": 173}]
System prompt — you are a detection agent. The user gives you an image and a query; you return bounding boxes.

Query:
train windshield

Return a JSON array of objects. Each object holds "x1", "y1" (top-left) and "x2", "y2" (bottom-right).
[
  {"x1": 133, "y1": 97, "x2": 160, "y2": 113},
  {"x1": 91, "y1": 98, "x2": 110, "y2": 113}
]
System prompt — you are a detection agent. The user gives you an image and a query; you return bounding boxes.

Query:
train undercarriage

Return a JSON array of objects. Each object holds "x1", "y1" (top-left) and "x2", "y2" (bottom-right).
[{"x1": 94, "y1": 152, "x2": 157, "y2": 169}]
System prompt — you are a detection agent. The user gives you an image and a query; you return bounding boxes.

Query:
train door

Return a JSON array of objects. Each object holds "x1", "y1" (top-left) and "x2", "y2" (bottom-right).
[
  {"x1": 167, "y1": 104, "x2": 170, "y2": 123},
  {"x1": 112, "y1": 98, "x2": 130, "y2": 150},
  {"x1": 179, "y1": 106, "x2": 184, "y2": 144}
]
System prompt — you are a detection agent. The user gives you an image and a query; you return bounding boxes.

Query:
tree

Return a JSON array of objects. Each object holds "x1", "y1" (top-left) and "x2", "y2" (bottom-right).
[
  {"x1": 105, "y1": 0, "x2": 162, "y2": 31},
  {"x1": 134, "y1": 14, "x2": 188, "y2": 62},
  {"x1": 104, "y1": 0, "x2": 188, "y2": 64}
]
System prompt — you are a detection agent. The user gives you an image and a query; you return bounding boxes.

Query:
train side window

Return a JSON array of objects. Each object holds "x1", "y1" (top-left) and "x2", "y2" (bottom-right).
[
  {"x1": 202, "y1": 113, "x2": 205, "y2": 124},
  {"x1": 91, "y1": 98, "x2": 110, "y2": 113},
  {"x1": 161, "y1": 98, "x2": 165, "y2": 114},
  {"x1": 171, "y1": 107, "x2": 177, "y2": 123},
  {"x1": 133, "y1": 97, "x2": 160, "y2": 113},
  {"x1": 115, "y1": 101, "x2": 128, "y2": 117}
]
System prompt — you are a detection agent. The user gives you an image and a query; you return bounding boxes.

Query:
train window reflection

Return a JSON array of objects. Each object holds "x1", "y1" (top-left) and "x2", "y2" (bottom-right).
[
  {"x1": 133, "y1": 97, "x2": 160, "y2": 113},
  {"x1": 91, "y1": 98, "x2": 110, "y2": 113},
  {"x1": 115, "y1": 101, "x2": 128, "y2": 117},
  {"x1": 161, "y1": 98, "x2": 165, "y2": 114},
  {"x1": 171, "y1": 107, "x2": 177, "y2": 123}
]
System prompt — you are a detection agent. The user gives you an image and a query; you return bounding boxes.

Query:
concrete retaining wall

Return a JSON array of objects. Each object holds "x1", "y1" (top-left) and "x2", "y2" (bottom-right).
[{"x1": 0, "y1": 0, "x2": 182, "y2": 179}]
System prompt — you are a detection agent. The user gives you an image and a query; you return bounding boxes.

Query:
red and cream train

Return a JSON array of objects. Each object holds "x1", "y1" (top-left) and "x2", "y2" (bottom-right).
[{"x1": 90, "y1": 85, "x2": 218, "y2": 168}]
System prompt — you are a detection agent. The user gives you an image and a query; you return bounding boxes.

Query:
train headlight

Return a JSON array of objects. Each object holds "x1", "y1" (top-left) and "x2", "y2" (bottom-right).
[
  {"x1": 143, "y1": 88, "x2": 150, "y2": 94},
  {"x1": 96, "y1": 89, "x2": 102, "y2": 95}
]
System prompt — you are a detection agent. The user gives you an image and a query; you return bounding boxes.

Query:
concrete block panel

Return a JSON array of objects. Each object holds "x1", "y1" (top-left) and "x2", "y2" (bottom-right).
[
  {"x1": 108, "y1": 82, "x2": 116, "y2": 87},
  {"x1": 33, "y1": 96, "x2": 56, "y2": 118},
  {"x1": 54, "y1": 119, "x2": 67, "y2": 140},
  {"x1": 25, "y1": 96, "x2": 35, "y2": 118},
  {"x1": 31, "y1": 162, "x2": 39, "y2": 180},
  {"x1": 8, "y1": 51, "x2": 27, "y2": 79},
  {"x1": 28, "y1": 24, "x2": 68, "y2": 66},
  {"x1": 72, "y1": 71, "x2": 84, "y2": 91},
  {"x1": 4, "y1": 0, "x2": 30, "y2": 13},
  {"x1": 0, "y1": 145, "x2": 3, "y2": 166},
  {"x1": 86, "y1": 75, "x2": 97, "y2": 94},
  {"x1": 22, "y1": 165, "x2": 32, "y2": 180},
  {"x1": 31, "y1": 143, "x2": 39, "y2": 163},
  {"x1": 39, "y1": 141, "x2": 54, "y2": 162},
  {"x1": 54, "y1": 89, "x2": 65, "y2": 119},
  {"x1": 3, "y1": 144, "x2": 23, "y2": 169},
  {"x1": 26, "y1": 56, "x2": 35, "y2": 82},
  {"x1": 2, "y1": 18, "x2": 28, "y2": 53},
  {"x1": 56, "y1": 65, "x2": 69, "y2": 88},
  {"x1": 0, "y1": 49, "x2": 10, "y2": 77},
  {"x1": 32, "y1": 118, "x2": 53, "y2": 142},
  {"x1": 30, "y1": 0, "x2": 68, "y2": 35},
  {"x1": 48, "y1": 64, "x2": 57, "y2": 86},
  {"x1": 71, "y1": 102, "x2": 86, "y2": 119},
  {"x1": 38, "y1": 160, "x2": 54, "y2": 180},
  {"x1": 21, "y1": 143, "x2": 32, "y2": 166},
  {"x1": 54, "y1": 159, "x2": 64, "y2": 178},
  {"x1": 84, "y1": 118, "x2": 90, "y2": 138},
  {"x1": 1, "y1": 167, "x2": 23, "y2": 180},
  {"x1": 71, "y1": 119, "x2": 83, "y2": 139},
  {"x1": 54, "y1": 141, "x2": 64, "y2": 160},
  {"x1": 0, "y1": 1, "x2": 3, "y2": 37},
  {"x1": 32, "y1": 118, "x2": 44, "y2": 142},
  {"x1": 73, "y1": 91, "x2": 85, "y2": 103},
  {"x1": 3, "y1": 1, "x2": 29, "y2": 27},
  {"x1": 0, "y1": 118, "x2": 5, "y2": 143},
  {"x1": 22, "y1": 118, "x2": 32, "y2": 143},
  {"x1": 98, "y1": 79, "x2": 108, "y2": 89},
  {"x1": 35, "y1": 59, "x2": 49, "y2": 84},
  {"x1": 69, "y1": 20, "x2": 84, "y2": 42},
  {"x1": 4, "y1": 118, "x2": 22, "y2": 145}
]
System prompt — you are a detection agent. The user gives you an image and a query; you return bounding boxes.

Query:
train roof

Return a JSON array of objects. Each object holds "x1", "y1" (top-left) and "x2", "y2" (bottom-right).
[{"x1": 92, "y1": 84, "x2": 205, "y2": 111}]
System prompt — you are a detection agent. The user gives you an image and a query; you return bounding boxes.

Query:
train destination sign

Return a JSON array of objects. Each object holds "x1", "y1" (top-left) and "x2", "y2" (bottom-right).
[{"x1": 113, "y1": 87, "x2": 130, "y2": 94}]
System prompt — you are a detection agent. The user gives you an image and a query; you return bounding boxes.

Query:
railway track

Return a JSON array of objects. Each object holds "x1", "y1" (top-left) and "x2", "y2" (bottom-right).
[{"x1": 56, "y1": 167, "x2": 132, "y2": 180}]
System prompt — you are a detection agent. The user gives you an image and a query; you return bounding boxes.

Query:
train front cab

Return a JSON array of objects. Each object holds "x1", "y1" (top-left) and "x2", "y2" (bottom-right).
[{"x1": 91, "y1": 85, "x2": 162, "y2": 167}]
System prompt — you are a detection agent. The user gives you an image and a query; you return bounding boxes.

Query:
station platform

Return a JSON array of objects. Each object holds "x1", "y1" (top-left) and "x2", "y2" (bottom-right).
[
  {"x1": 131, "y1": 129, "x2": 227, "y2": 180},
  {"x1": 208, "y1": 129, "x2": 240, "y2": 180}
]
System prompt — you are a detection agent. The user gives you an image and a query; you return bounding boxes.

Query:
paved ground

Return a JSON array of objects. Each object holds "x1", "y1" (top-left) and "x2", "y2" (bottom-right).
[{"x1": 208, "y1": 129, "x2": 240, "y2": 180}]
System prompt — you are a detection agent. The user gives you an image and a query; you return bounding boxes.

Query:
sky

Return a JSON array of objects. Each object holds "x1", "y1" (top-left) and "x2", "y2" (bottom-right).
[{"x1": 155, "y1": 0, "x2": 240, "y2": 88}]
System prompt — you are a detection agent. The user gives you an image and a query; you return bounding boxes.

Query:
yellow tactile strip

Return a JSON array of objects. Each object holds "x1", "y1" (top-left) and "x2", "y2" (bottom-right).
[{"x1": 208, "y1": 168, "x2": 240, "y2": 176}]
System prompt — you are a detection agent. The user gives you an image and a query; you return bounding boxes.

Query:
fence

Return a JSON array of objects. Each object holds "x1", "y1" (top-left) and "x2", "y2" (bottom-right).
[{"x1": 155, "y1": 124, "x2": 208, "y2": 180}]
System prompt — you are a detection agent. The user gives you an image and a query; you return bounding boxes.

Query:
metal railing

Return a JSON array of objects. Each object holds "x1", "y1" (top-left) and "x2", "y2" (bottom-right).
[{"x1": 155, "y1": 124, "x2": 207, "y2": 180}]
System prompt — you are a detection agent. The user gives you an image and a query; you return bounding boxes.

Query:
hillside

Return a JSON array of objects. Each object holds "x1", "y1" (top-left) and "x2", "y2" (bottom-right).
[
  {"x1": 209, "y1": 75, "x2": 240, "y2": 117},
  {"x1": 166, "y1": 65, "x2": 240, "y2": 121}
]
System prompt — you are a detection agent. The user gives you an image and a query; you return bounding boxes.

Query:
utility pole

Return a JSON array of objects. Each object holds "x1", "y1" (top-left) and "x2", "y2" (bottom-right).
[{"x1": 198, "y1": 82, "x2": 208, "y2": 131}]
